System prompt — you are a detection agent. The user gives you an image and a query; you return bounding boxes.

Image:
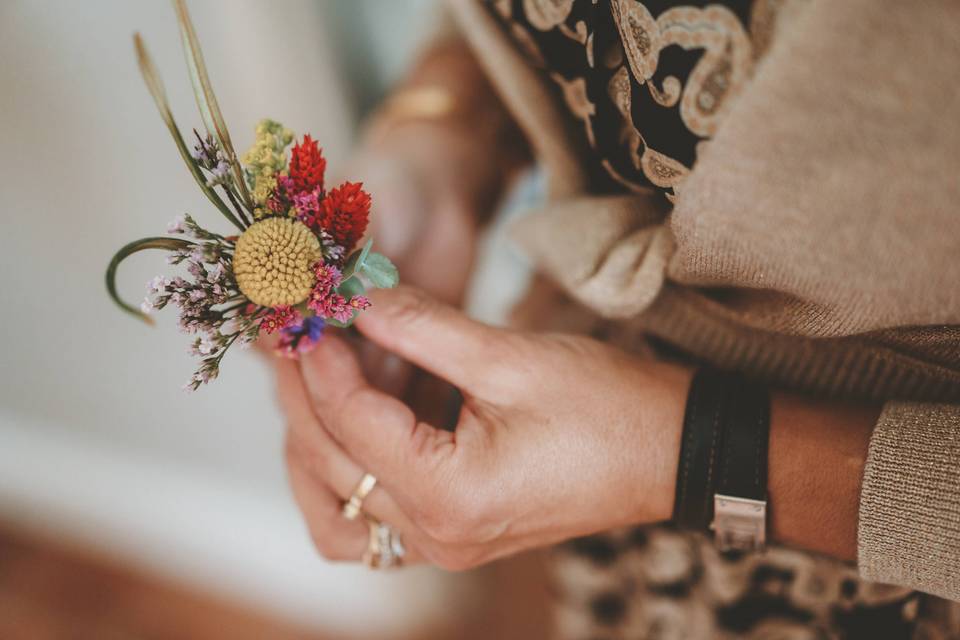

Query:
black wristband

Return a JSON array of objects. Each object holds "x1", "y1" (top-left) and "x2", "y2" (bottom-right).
[
  {"x1": 672, "y1": 368, "x2": 771, "y2": 550},
  {"x1": 715, "y1": 376, "x2": 769, "y2": 502},
  {"x1": 672, "y1": 368, "x2": 731, "y2": 531}
]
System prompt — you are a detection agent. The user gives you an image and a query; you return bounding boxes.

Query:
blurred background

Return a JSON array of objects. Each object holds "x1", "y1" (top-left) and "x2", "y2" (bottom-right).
[{"x1": 0, "y1": 1, "x2": 541, "y2": 638}]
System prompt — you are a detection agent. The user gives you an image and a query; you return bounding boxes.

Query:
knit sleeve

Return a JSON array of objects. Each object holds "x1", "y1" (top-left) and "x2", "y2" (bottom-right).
[{"x1": 858, "y1": 402, "x2": 960, "y2": 601}]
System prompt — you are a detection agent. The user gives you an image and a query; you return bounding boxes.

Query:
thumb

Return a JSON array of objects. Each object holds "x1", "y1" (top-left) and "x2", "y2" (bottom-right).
[{"x1": 354, "y1": 286, "x2": 502, "y2": 394}]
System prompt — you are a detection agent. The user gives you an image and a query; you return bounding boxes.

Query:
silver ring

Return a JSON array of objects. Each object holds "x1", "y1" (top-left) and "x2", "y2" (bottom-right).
[{"x1": 362, "y1": 519, "x2": 406, "y2": 569}]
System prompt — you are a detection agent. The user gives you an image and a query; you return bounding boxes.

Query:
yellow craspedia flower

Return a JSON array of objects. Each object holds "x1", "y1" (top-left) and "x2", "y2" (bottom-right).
[{"x1": 233, "y1": 217, "x2": 321, "y2": 307}]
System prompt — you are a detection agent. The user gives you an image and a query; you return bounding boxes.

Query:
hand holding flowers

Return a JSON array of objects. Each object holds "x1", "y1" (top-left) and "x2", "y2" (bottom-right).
[{"x1": 279, "y1": 286, "x2": 693, "y2": 568}]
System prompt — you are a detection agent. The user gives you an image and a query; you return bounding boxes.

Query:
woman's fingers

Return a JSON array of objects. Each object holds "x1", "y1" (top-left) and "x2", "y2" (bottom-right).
[
  {"x1": 285, "y1": 428, "x2": 427, "y2": 565},
  {"x1": 354, "y1": 286, "x2": 506, "y2": 396},
  {"x1": 296, "y1": 334, "x2": 456, "y2": 503},
  {"x1": 275, "y1": 357, "x2": 426, "y2": 563},
  {"x1": 285, "y1": 435, "x2": 369, "y2": 561}
]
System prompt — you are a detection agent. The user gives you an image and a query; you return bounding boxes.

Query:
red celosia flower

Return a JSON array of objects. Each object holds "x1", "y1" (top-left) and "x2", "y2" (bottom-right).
[
  {"x1": 259, "y1": 305, "x2": 302, "y2": 334},
  {"x1": 319, "y1": 181, "x2": 370, "y2": 252},
  {"x1": 289, "y1": 135, "x2": 326, "y2": 194}
]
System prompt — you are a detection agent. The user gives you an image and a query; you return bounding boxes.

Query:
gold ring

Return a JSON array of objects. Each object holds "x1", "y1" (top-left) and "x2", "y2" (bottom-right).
[
  {"x1": 341, "y1": 472, "x2": 377, "y2": 521},
  {"x1": 362, "y1": 517, "x2": 405, "y2": 570}
]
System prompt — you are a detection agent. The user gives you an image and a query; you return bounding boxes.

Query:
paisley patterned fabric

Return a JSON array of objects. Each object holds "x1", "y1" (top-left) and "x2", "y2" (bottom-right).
[
  {"x1": 485, "y1": 1, "x2": 960, "y2": 638},
  {"x1": 488, "y1": 0, "x2": 782, "y2": 199}
]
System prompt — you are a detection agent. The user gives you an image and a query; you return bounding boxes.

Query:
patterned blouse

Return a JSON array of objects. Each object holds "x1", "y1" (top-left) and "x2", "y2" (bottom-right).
[{"x1": 487, "y1": 0, "x2": 783, "y2": 200}]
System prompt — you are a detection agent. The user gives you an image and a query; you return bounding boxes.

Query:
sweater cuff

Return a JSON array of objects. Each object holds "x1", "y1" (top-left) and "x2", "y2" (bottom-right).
[{"x1": 858, "y1": 402, "x2": 960, "y2": 601}]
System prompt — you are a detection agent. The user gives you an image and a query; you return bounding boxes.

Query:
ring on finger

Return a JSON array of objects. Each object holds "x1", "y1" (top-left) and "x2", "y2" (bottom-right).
[
  {"x1": 362, "y1": 517, "x2": 405, "y2": 569},
  {"x1": 341, "y1": 472, "x2": 377, "y2": 521}
]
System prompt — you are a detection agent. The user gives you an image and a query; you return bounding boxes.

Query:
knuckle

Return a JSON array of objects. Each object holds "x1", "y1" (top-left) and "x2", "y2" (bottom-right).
[
  {"x1": 383, "y1": 286, "x2": 438, "y2": 326},
  {"x1": 476, "y1": 332, "x2": 535, "y2": 399}
]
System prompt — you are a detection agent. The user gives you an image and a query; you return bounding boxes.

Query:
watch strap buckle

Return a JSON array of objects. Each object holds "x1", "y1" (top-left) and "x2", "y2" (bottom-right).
[{"x1": 711, "y1": 494, "x2": 767, "y2": 552}]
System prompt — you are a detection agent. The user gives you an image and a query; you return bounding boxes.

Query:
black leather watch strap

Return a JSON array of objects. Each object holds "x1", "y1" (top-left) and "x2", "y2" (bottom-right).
[
  {"x1": 672, "y1": 368, "x2": 730, "y2": 530},
  {"x1": 672, "y1": 368, "x2": 771, "y2": 550},
  {"x1": 716, "y1": 376, "x2": 770, "y2": 502}
]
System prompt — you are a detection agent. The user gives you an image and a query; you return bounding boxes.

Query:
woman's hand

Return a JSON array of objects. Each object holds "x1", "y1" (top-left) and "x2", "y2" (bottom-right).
[{"x1": 277, "y1": 286, "x2": 692, "y2": 569}]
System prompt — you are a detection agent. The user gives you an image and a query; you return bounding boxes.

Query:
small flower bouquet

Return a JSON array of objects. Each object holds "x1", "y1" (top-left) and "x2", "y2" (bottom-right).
[{"x1": 107, "y1": 1, "x2": 398, "y2": 390}]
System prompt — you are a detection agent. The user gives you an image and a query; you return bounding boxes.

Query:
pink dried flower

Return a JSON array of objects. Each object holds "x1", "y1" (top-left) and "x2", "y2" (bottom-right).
[
  {"x1": 306, "y1": 263, "x2": 370, "y2": 323},
  {"x1": 259, "y1": 305, "x2": 302, "y2": 334},
  {"x1": 292, "y1": 186, "x2": 323, "y2": 230},
  {"x1": 349, "y1": 296, "x2": 371, "y2": 311}
]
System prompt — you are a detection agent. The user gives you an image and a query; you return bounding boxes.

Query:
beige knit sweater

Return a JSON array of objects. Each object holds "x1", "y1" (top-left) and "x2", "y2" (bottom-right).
[{"x1": 446, "y1": 0, "x2": 960, "y2": 601}]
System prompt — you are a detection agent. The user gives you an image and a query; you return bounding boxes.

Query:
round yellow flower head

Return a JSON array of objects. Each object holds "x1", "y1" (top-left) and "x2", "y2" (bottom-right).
[{"x1": 233, "y1": 217, "x2": 321, "y2": 307}]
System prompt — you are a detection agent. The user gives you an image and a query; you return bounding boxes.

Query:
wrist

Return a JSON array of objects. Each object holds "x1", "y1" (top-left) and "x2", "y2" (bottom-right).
[
  {"x1": 767, "y1": 393, "x2": 877, "y2": 560},
  {"x1": 630, "y1": 360, "x2": 693, "y2": 524}
]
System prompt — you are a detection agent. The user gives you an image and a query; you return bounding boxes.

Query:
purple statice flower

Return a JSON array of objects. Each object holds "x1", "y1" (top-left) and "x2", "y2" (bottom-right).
[
  {"x1": 168, "y1": 215, "x2": 187, "y2": 234},
  {"x1": 191, "y1": 132, "x2": 233, "y2": 189},
  {"x1": 275, "y1": 316, "x2": 325, "y2": 358},
  {"x1": 206, "y1": 159, "x2": 232, "y2": 188},
  {"x1": 140, "y1": 212, "x2": 252, "y2": 391}
]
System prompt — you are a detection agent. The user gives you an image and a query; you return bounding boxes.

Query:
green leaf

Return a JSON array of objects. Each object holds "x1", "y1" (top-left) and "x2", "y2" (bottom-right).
[
  {"x1": 324, "y1": 317, "x2": 354, "y2": 329},
  {"x1": 105, "y1": 237, "x2": 195, "y2": 324},
  {"x1": 360, "y1": 252, "x2": 399, "y2": 289},
  {"x1": 172, "y1": 0, "x2": 253, "y2": 210},
  {"x1": 133, "y1": 33, "x2": 246, "y2": 231},
  {"x1": 337, "y1": 276, "x2": 366, "y2": 299},
  {"x1": 341, "y1": 238, "x2": 373, "y2": 282}
]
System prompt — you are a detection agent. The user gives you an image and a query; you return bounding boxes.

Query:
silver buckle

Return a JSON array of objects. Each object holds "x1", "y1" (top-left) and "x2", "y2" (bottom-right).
[{"x1": 711, "y1": 494, "x2": 766, "y2": 552}]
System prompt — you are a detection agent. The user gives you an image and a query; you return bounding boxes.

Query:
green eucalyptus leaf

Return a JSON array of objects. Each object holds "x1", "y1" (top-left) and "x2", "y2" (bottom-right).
[
  {"x1": 133, "y1": 34, "x2": 246, "y2": 231},
  {"x1": 172, "y1": 0, "x2": 253, "y2": 209},
  {"x1": 360, "y1": 252, "x2": 399, "y2": 289},
  {"x1": 337, "y1": 276, "x2": 366, "y2": 299},
  {"x1": 106, "y1": 236, "x2": 195, "y2": 324},
  {"x1": 324, "y1": 316, "x2": 355, "y2": 329},
  {"x1": 341, "y1": 238, "x2": 374, "y2": 282}
]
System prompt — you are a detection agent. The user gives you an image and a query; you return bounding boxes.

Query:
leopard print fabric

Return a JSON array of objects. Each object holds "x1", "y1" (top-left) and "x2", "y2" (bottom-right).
[{"x1": 553, "y1": 525, "x2": 959, "y2": 639}]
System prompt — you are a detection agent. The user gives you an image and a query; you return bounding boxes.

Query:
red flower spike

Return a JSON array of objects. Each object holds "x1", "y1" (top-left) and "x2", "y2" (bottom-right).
[
  {"x1": 319, "y1": 181, "x2": 370, "y2": 252},
  {"x1": 289, "y1": 135, "x2": 326, "y2": 194}
]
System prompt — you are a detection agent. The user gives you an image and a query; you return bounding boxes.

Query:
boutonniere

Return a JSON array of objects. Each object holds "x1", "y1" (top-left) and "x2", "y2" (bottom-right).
[{"x1": 106, "y1": 0, "x2": 398, "y2": 390}]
